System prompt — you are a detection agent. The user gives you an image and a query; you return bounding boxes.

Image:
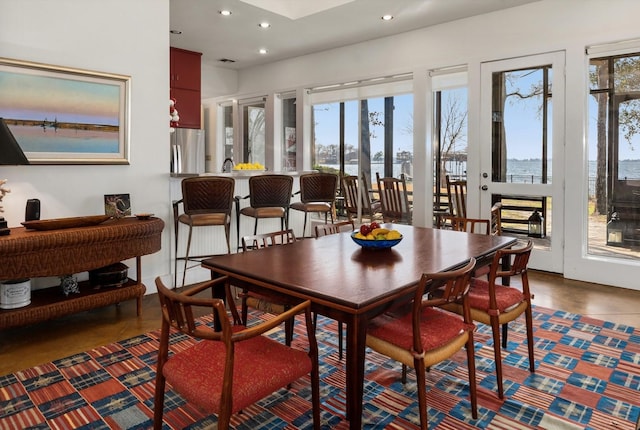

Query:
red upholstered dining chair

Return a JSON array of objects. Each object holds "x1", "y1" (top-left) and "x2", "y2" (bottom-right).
[
  {"x1": 441, "y1": 215, "x2": 491, "y2": 234},
  {"x1": 153, "y1": 276, "x2": 320, "y2": 430},
  {"x1": 313, "y1": 220, "x2": 355, "y2": 359},
  {"x1": 440, "y1": 239, "x2": 534, "y2": 399},
  {"x1": 366, "y1": 259, "x2": 478, "y2": 429},
  {"x1": 240, "y1": 229, "x2": 298, "y2": 345},
  {"x1": 290, "y1": 172, "x2": 339, "y2": 238},
  {"x1": 314, "y1": 219, "x2": 355, "y2": 237}
]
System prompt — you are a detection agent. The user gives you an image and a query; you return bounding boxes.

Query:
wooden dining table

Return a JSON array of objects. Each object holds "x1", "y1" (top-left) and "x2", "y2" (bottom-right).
[{"x1": 201, "y1": 223, "x2": 517, "y2": 429}]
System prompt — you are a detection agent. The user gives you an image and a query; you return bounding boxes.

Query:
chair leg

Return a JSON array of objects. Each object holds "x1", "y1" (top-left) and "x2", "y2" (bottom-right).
[
  {"x1": 502, "y1": 322, "x2": 508, "y2": 348},
  {"x1": 284, "y1": 317, "x2": 294, "y2": 346},
  {"x1": 491, "y1": 316, "x2": 505, "y2": 399},
  {"x1": 465, "y1": 333, "x2": 478, "y2": 419},
  {"x1": 224, "y1": 223, "x2": 231, "y2": 254},
  {"x1": 302, "y1": 212, "x2": 308, "y2": 237},
  {"x1": 153, "y1": 372, "x2": 166, "y2": 430},
  {"x1": 525, "y1": 304, "x2": 535, "y2": 373},
  {"x1": 241, "y1": 292, "x2": 249, "y2": 325},
  {"x1": 338, "y1": 322, "x2": 343, "y2": 360},
  {"x1": 181, "y1": 225, "x2": 194, "y2": 288},
  {"x1": 413, "y1": 358, "x2": 428, "y2": 430}
]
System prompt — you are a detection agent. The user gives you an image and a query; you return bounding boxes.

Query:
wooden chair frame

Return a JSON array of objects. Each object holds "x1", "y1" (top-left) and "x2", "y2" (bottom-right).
[
  {"x1": 440, "y1": 240, "x2": 534, "y2": 399},
  {"x1": 153, "y1": 276, "x2": 320, "y2": 430},
  {"x1": 366, "y1": 259, "x2": 478, "y2": 429},
  {"x1": 341, "y1": 174, "x2": 382, "y2": 222},
  {"x1": 375, "y1": 172, "x2": 412, "y2": 224},
  {"x1": 446, "y1": 174, "x2": 467, "y2": 218}
]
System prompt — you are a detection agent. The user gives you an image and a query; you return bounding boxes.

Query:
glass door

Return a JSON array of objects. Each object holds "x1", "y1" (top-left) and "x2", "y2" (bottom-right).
[{"x1": 479, "y1": 52, "x2": 565, "y2": 272}]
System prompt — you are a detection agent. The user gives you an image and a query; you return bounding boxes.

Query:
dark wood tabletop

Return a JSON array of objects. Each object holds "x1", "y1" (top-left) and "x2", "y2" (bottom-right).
[{"x1": 202, "y1": 223, "x2": 516, "y2": 429}]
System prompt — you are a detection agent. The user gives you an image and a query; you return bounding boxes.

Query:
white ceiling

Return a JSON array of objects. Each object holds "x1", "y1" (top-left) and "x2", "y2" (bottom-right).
[{"x1": 170, "y1": 0, "x2": 539, "y2": 70}]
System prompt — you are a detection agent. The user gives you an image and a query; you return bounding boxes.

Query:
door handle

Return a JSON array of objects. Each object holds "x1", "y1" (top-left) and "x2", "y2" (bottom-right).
[{"x1": 481, "y1": 185, "x2": 488, "y2": 191}]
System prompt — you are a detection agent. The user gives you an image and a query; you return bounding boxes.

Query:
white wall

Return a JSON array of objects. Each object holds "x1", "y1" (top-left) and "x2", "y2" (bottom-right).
[{"x1": 0, "y1": 0, "x2": 172, "y2": 292}]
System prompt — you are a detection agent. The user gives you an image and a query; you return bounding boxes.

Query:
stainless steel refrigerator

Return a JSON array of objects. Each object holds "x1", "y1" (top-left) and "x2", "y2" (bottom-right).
[{"x1": 170, "y1": 128, "x2": 205, "y2": 174}]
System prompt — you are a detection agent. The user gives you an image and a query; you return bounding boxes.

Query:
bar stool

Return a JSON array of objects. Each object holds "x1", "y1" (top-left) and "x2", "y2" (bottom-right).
[
  {"x1": 290, "y1": 172, "x2": 338, "y2": 238},
  {"x1": 235, "y1": 174, "x2": 293, "y2": 248},
  {"x1": 173, "y1": 176, "x2": 235, "y2": 288}
]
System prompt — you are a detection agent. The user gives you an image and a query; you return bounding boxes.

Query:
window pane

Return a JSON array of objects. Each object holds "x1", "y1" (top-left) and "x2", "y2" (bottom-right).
[
  {"x1": 492, "y1": 67, "x2": 552, "y2": 184},
  {"x1": 282, "y1": 97, "x2": 296, "y2": 171},
  {"x1": 223, "y1": 105, "x2": 233, "y2": 160},
  {"x1": 243, "y1": 104, "x2": 265, "y2": 165},
  {"x1": 588, "y1": 53, "x2": 640, "y2": 258}
]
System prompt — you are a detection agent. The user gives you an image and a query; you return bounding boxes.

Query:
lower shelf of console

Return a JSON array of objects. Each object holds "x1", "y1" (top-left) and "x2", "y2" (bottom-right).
[{"x1": 0, "y1": 279, "x2": 145, "y2": 330}]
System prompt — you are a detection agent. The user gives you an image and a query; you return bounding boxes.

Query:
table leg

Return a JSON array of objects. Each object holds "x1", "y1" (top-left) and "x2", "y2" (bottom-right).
[
  {"x1": 345, "y1": 314, "x2": 366, "y2": 429},
  {"x1": 210, "y1": 271, "x2": 226, "y2": 331}
]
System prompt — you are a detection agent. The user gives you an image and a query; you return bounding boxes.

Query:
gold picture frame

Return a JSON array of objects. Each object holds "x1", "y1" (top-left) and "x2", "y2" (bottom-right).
[{"x1": 0, "y1": 57, "x2": 130, "y2": 164}]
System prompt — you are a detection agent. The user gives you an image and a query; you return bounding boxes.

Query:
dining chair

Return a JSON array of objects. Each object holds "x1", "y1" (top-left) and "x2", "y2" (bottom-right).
[
  {"x1": 440, "y1": 239, "x2": 534, "y2": 399},
  {"x1": 290, "y1": 172, "x2": 338, "y2": 238},
  {"x1": 240, "y1": 229, "x2": 298, "y2": 345},
  {"x1": 314, "y1": 219, "x2": 355, "y2": 237},
  {"x1": 375, "y1": 172, "x2": 412, "y2": 224},
  {"x1": 442, "y1": 215, "x2": 491, "y2": 234},
  {"x1": 313, "y1": 220, "x2": 355, "y2": 359},
  {"x1": 366, "y1": 258, "x2": 478, "y2": 429},
  {"x1": 153, "y1": 276, "x2": 320, "y2": 430},
  {"x1": 446, "y1": 174, "x2": 467, "y2": 218},
  {"x1": 173, "y1": 176, "x2": 235, "y2": 288},
  {"x1": 341, "y1": 173, "x2": 382, "y2": 222},
  {"x1": 235, "y1": 174, "x2": 293, "y2": 249}
]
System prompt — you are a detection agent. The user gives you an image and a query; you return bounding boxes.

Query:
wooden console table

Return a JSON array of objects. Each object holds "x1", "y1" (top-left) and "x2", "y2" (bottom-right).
[{"x1": 0, "y1": 217, "x2": 164, "y2": 329}]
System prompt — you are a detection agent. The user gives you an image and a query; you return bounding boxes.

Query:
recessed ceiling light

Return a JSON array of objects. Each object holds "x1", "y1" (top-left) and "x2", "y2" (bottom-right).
[
  {"x1": 381, "y1": 14, "x2": 394, "y2": 21},
  {"x1": 258, "y1": 22, "x2": 271, "y2": 29},
  {"x1": 219, "y1": 10, "x2": 232, "y2": 16},
  {"x1": 170, "y1": 30, "x2": 182, "y2": 34},
  {"x1": 259, "y1": 48, "x2": 268, "y2": 55}
]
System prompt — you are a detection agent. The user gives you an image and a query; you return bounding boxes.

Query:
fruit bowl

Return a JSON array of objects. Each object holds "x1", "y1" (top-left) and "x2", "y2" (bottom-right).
[{"x1": 351, "y1": 231, "x2": 403, "y2": 249}]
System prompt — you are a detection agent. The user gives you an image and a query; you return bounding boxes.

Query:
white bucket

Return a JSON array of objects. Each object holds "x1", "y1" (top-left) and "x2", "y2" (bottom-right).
[{"x1": 0, "y1": 279, "x2": 31, "y2": 309}]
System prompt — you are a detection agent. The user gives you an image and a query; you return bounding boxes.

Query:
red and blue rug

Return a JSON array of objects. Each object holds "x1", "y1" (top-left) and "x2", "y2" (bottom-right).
[{"x1": 0, "y1": 305, "x2": 638, "y2": 429}]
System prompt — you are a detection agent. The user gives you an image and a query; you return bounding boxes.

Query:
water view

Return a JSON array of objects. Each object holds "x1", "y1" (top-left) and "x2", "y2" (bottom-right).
[{"x1": 10, "y1": 124, "x2": 119, "y2": 154}]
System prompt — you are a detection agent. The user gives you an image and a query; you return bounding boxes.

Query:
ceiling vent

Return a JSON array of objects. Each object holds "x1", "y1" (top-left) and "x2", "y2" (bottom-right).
[{"x1": 218, "y1": 58, "x2": 236, "y2": 63}]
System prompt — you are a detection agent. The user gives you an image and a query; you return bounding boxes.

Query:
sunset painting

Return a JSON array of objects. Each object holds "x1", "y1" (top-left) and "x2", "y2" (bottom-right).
[{"x1": 0, "y1": 59, "x2": 129, "y2": 164}]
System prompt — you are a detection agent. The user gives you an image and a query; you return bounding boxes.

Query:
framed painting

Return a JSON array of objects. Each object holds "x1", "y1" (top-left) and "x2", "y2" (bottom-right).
[{"x1": 0, "y1": 57, "x2": 130, "y2": 164}]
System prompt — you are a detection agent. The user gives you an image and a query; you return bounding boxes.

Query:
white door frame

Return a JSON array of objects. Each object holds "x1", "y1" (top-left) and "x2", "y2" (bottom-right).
[{"x1": 477, "y1": 51, "x2": 566, "y2": 273}]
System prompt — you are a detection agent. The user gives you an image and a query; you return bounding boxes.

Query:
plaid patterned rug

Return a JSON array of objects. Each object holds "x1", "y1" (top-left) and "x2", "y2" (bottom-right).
[{"x1": 0, "y1": 305, "x2": 638, "y2": 429}]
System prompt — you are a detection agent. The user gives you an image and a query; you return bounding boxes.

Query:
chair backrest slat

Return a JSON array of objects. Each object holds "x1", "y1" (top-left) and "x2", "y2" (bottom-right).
[
  {"x1": 242, "y1": 229, "x2": 296, "y2": 251},
  {"x1": 315, "y1": 220, "x2": 355, "y2": 237}
]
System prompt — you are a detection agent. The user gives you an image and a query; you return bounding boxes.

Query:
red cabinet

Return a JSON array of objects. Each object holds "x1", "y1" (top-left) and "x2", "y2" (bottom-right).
[{"x1": 170, "y1": 47, "x2": 202, "y2": 129}]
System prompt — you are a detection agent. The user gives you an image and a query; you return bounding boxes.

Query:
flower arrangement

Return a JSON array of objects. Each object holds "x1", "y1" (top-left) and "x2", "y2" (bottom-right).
[{"x1": 169, "y1": 98, "x2": 179, "y2": 132}]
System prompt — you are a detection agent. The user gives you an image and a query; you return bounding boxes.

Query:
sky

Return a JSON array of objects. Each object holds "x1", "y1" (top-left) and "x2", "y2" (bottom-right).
[{"x1": 0, "y1": 68, "x2": 121, "y2": 126}]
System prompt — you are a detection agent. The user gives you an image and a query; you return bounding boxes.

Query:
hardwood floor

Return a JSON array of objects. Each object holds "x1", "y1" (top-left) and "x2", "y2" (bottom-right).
[{"x1": 1, "y1": 270, "x2": 639, "y2": 376}]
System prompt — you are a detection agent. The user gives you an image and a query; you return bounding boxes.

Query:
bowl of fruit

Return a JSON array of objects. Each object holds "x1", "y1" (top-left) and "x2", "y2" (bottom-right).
[{"x1": 351, "y1": 222, "x2": 403, "y2": 250}]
